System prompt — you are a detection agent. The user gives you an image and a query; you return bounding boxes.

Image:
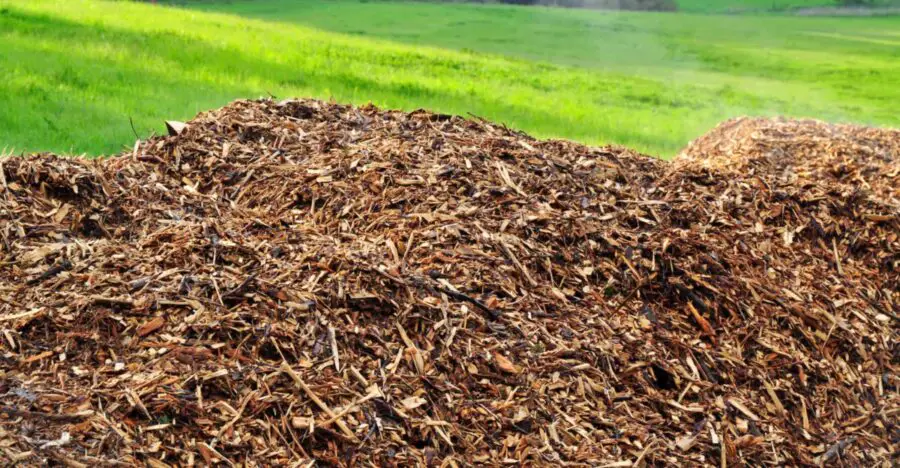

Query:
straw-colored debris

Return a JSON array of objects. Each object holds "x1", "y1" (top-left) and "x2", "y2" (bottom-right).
[{"x1": 0, "y1": 101, "x2": 896, "y2": 466}]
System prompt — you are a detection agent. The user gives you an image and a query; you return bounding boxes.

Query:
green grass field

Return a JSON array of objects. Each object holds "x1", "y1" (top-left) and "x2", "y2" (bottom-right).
[
  {"x1": 674, "y1": 0, "x2": 900, "y2": 12},
  {"x1": 1, "y1": 0, "x2": 898, "y2": 157}
]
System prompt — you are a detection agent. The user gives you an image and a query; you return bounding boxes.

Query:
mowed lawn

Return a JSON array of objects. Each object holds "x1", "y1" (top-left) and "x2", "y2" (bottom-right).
[{"x1": 1, "y1": 0, "x2": 898, "y2": 157}]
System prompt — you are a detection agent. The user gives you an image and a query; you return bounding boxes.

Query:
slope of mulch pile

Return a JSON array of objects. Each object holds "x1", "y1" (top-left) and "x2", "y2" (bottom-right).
[{"x1": 0, "y1": 101, "x2": 896, "y2": 467}]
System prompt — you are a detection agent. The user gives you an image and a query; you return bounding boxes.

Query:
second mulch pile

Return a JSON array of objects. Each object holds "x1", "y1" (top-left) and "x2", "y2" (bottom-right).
[{"x1": 1, "y1": 100, "x2": 897, "y2": 466}]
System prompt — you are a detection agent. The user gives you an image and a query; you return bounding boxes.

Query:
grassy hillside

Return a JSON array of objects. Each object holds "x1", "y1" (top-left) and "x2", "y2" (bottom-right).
[
  {"x1": 0, "y1": 0, "x2": 898, "y2": 157},
  {"x1": 170, "y1": 0, "x2": 900, "y2": 14},
  {"x1": 675, "y1": 0, "x2": 900, "y2": 13}
]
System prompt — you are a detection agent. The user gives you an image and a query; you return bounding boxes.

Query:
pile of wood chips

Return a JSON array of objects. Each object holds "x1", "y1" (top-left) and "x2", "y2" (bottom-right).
[{"x1": 0, "y1": 100, "x2": 896, "y2": 466}]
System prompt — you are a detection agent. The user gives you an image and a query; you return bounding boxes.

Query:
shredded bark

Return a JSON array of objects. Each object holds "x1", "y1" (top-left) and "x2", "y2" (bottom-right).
[{"x1": 0, "y1": 100, "x2": 896, "y2": 466}]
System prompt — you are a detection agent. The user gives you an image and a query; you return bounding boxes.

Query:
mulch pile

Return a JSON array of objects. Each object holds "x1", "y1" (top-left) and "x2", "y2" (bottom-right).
[{"x1": 0, "y1": 100, "x2": 896, "y2": 466}]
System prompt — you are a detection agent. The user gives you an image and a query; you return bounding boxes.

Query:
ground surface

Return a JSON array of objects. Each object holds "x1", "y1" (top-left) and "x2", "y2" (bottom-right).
[{"x1": 1, "y1": 0, "x2": 898, "y2": 156}]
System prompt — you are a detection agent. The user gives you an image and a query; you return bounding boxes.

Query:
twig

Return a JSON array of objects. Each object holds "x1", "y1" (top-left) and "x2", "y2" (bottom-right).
[
  {"x1": 318, "y1": 388, "x2": 381, "y2": 429},
  {"x1": 125, "y1": 388, "x2": 151, "y2": 420},
  {"x1": 26, "y1": 260, "x2": 72, "y2": 286},
  {"x1": 371, "y1": 266, "x2": 501, "y2": 319},
  {"x1": 349, "y1": 366, "x2": 369, "y2": 388},
  {"x1": 216, "y1": 390, "x2": 257, "y2": 437},
  {"x1": 0, "y1": 308, "x2": 43, "y2": 323},
  {"x1": 328, "y1": 326, "x2": 340, "y2": 372},
  {"x1": 197, "y1": 442, "x2": 235, "y2": 468},
  {"x1": 280, "y1": 362, "x2": 357, "y2": 440},
  {"x1": 498, "y1": 241, "x2": 536, "y2": 286},
  {"x1": 223, "y1": 273, "x2": 257, "y2": 299},
  {"x1": 818, "y1": 436, "x2": 856, "y2": 465},
  {"x1": 428, "y1": 280, "x2": 501, "y2": 320},
  {"x1": 90, "y1": 296, "x2": 135, "y2": 308},
  {"x1": 0, "y1": 407, "x2": 92, "y2": 422},
  {"x1": 832, "y1": 238, "x2": 843, "y2": 276},
  {"x1": 633, "y1": 438, "x2": 657, "y2": 467}
]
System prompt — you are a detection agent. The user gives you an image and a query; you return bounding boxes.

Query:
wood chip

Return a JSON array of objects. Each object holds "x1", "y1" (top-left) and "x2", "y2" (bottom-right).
[
  {"x1": 493, "y1": 352, "x2": 520, "y2": 374},
  {"x1": 136, "y1": 316, "x2": 165, "y2": 337},
  {"x1": 0, "y1": 100, "x2": 895, "y2": 466}
]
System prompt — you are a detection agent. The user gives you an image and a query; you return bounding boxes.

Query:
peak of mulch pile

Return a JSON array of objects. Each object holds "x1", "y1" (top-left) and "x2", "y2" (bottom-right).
[{"x1": 0, "y1": 101, "x2": 896, "y2": 467}]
